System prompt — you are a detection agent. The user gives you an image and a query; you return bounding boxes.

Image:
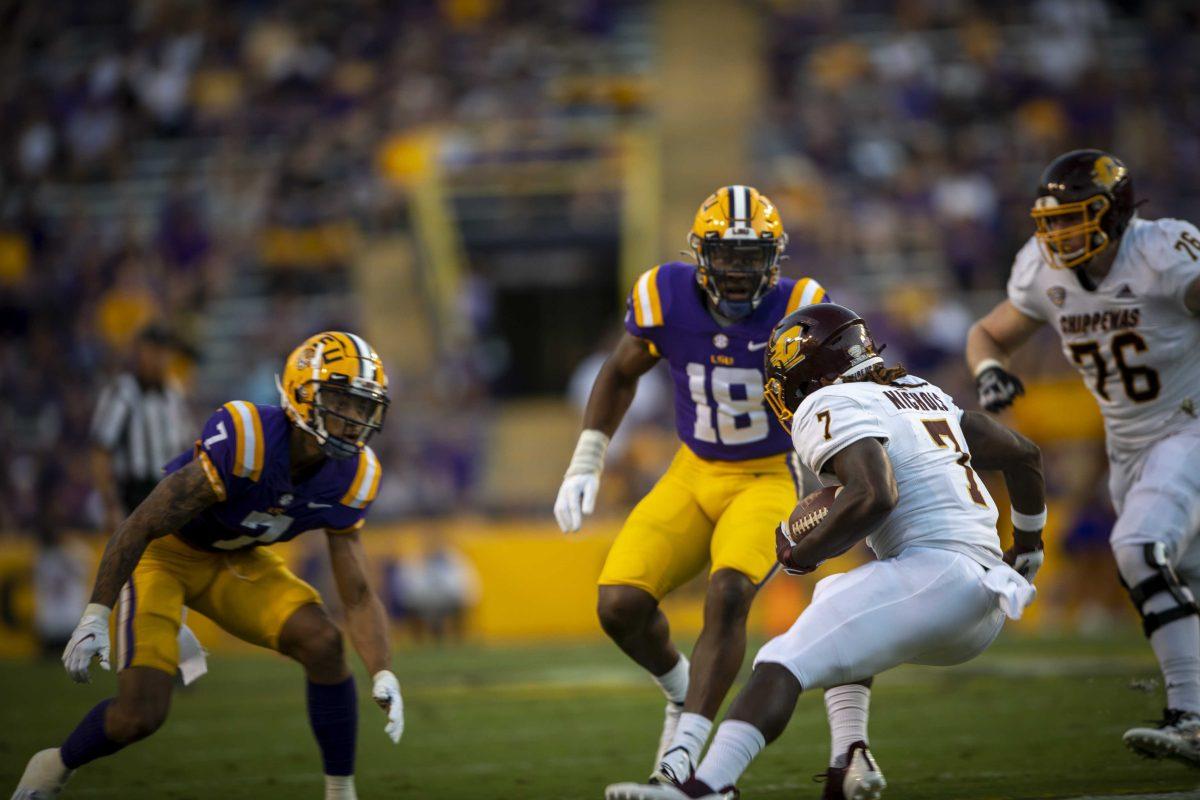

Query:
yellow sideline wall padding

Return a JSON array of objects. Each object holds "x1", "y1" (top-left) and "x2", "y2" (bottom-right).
[{"x1": 0, "y1": 503, "x2": 1100, "y2": 660}]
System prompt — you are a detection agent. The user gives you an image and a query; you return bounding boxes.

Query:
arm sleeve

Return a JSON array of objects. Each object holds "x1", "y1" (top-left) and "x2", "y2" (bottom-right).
[
  {"x1": 1005, "y1": 238, "x2": 1048, "y2": 322},
  {"x1": 1150, "y1": 219, "x2": 1200, "y2": 314},
  {"x1": 792, "y1": 392, "x2": 890, "y2": 476}
]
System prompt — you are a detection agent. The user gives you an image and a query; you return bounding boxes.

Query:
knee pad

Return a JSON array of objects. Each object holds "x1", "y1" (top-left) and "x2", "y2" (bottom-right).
[{"x1": 1117, "y1": 542, "x2": 1200, "y2": 637}]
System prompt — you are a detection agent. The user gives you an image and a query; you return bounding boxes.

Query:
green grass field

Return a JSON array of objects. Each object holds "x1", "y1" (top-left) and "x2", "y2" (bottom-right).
[{"x1": 2, "y1": 628, "x2": 1199, "y2": 800}]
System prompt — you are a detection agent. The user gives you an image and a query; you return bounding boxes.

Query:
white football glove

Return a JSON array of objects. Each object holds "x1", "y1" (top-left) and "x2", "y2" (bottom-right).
[
  {"x1": 62, "y1": 603, "x2": 112, "y2": 683},
  {"x1": 554, "y1": 430, "x2": 609, "y2": 533},
  {"x1": 1011, "y1": 549, "x2": 1045, "y2": 583},
  {"x1": 372, "y1": 669, "x2": 404, "y2": 743}
]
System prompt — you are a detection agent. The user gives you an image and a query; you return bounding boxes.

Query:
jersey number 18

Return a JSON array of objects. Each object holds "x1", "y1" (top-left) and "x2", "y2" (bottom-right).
[{"x1": 686, "y1": 363, "x2": 770, "y2": 445}]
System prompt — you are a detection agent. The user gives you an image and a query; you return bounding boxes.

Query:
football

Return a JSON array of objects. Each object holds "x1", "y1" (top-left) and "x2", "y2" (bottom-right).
[{"x1": 784, "y1": 485, "x2": 841, "y2": 544}]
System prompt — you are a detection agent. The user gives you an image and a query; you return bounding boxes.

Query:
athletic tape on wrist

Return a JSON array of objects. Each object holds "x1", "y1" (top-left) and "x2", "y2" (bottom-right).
[
  {"x1": 1010, "y1": 506, "x2": 1047, "y2": 532},
  {"x1": 565, "y1": 429, "x2": 610, "y2": 477},
  {"x1": 973, "y1": 358, "x2": 1005, "y2": 379}
]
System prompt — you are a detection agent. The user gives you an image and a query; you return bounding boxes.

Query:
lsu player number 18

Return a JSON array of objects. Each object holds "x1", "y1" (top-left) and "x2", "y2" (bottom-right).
[
  {"x1": 14, "y1": 332, "x2": 401, "y2": 800},
  {"x1": 607, "y1": 303, "x2": 1045, "y2": 800},
  {"x1": 967, "y1": 149, "x2": 1200, "y2": 765},
  {"x1": 553, "y1": 185, "x2": 842, "y2": 793}
]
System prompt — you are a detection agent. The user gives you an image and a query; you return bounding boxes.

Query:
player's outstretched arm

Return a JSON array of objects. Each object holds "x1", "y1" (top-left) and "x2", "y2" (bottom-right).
[
  {"x1": 327, "y1": 530, "x2": 403, "y2": 743},
  {"x1": 960, "y1": 410, "x2": 1046, "y2": 579},
  {"x1": 555, "y1": 333, "x2": 659, "y2": 532},
  {"x1": 782, "y1": 438, "x2": 898, "y2": 571},
  {"x1": 63, "y1": 460, "x2": 219, "y2": 682},
  {"x1": 581, "y1": 332, "x2": 660, "y2": 436},
  {"x1": 966, "y1": 300, "x2": 1042, "y2": 412}
]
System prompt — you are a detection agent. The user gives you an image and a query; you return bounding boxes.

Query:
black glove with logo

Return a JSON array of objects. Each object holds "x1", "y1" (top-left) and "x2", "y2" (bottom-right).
[{"x1": 975, "y1": 362, "x2": 1025, "y2": 412}]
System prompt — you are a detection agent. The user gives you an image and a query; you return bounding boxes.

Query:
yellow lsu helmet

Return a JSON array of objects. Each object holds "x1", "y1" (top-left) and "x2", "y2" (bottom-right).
[
  {"x1": 276, "y1": 331, "x2": 390, "y2": 460},
  {"x1": 687, "y1": 185, "x2": 788, "y2": 320}
]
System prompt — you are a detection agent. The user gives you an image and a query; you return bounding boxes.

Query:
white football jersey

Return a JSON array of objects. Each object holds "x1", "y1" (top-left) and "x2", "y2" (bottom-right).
[
  {"x1": 1007, "y1": 217, "x2": 1200, "y2": 455},
  {"x1": 792, "y1": 374, "x2": 1003, "y2": 567}
]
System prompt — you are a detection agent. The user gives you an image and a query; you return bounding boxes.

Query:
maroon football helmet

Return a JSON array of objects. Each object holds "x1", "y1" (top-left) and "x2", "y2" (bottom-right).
[{"x1": 763, "y1": 303, "x2": 882, "y2": 431}]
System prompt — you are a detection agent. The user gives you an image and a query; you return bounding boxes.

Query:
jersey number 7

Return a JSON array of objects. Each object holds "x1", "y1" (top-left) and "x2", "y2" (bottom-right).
[{"x1": 921, "y1": 419, "x2": 987, "y2": 506}]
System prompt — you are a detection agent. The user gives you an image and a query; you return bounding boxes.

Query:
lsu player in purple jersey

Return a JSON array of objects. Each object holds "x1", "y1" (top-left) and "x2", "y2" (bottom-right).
[
  {"x1": 554, "y1": 186, "x2": 828, "y2": 788},
  {"x1": 13, "y1": 332, "x2": 400, "y2": 800}
]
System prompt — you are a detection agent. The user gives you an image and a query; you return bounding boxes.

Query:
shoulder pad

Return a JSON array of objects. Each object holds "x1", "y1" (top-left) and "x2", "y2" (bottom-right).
[
  {"x1": 220, "y1": 401, "x2": 267, "y2": 482},
  {"x1": 340, "y1": 446, "x2": 382, "y2": 509},
  {"x1": 1130, "y1": 217, "x2": 1200, "y2": 272},
  {"x1": 785, "y1": 276, "x2": 828, "y2": 314},
  {"x1": 629, "y1": 264, "x2": 670, "y2": 328}
]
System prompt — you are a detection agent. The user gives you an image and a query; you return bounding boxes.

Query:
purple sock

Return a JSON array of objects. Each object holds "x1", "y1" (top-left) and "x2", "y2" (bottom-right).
[
  {"x1": 60, "y1": 699, "x2": 125, "y2": 769},
  {"x1": 307, "y1": 677, "x2": 357, "y2": 776}
]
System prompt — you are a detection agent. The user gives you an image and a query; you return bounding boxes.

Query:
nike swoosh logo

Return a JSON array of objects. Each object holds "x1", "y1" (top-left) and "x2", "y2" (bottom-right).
[
  {"x1": 308, "y1": 502, "x2": 332, "y2": 509},
  {"x1": 748, "y1": 341, "x2": 769, "y2": 351}
]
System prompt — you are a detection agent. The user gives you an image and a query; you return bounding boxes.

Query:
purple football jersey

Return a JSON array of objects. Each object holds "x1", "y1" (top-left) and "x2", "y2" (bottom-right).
[
  {"x1": 162, "y1": 402, "x2": 381, "y2": 551},
  {"x1": 625, "y1": 261, "x2": 827, "y2": 461}
]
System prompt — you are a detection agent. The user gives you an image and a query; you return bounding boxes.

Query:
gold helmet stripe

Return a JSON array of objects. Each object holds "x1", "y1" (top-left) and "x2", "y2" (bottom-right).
[
  {"x1": 224, "y1": 401, "x2": 265, "y2": 481},
  {"x1": 633, "y1": 266, "x2": 664, "y2": 327},
  {"x1": 730, "y1": 184, "x2": 748, "y2": 222},
  {"x1": 345, "y1": 331, "x2": 375, "y2": 381}
]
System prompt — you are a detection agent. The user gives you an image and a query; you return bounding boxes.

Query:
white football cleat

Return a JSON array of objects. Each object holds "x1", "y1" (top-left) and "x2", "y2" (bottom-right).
[
  {"x1": 649, "y1": 745, "x2": 694, "y2": 786},
  {"x1": 820, "y1": 741, "x2": 886, "y2": 800},
  {"x1": 11, "y1": 748, "x2": 73, "y2": 800},
  {"x1": 605, "y1": 780, "x2": 736, "y2": 800},
  {"x1": 653, "y1": 701, "x2": 684, "y2": 768},
  {"x1": 1123, "y1": 708, "x2": 1200, "y2": 767}
]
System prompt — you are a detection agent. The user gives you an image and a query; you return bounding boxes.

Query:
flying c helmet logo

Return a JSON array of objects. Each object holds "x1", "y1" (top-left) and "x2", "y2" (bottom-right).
[
  {"x1": 1092, "y1": 155, "x2": 1125, "y2": 190},
  {"x1": 769, "y1": 324, "x2": 808, "y2": 369}
]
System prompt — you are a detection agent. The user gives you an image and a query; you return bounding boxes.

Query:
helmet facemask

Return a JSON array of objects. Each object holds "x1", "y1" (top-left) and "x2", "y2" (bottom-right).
[
  {"x1": 1031, "y1": 194, "x2": 1112, "y2": 269},
  {"x1": 309, "y1": 381, "x2": 388, "y2": 459},
  {"x1": 277, "y1": 373, "x2": 389, "y2": 461},
  {"x1": 691, "y1": 233, "x2": 784, "y2": 321}
]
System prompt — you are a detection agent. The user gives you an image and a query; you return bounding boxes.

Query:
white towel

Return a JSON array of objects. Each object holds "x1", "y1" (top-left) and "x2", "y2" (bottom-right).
[
  {"x1": 177, "y1": 612, "x2": 208, "y2": 685},
  {"x1": 982, "y1": 563, "x2": 1037, "y2": 620}
]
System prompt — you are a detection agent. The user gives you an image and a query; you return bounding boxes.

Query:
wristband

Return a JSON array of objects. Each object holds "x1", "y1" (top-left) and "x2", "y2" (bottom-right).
[
  {"x1": 1010, "y1": 506, "x2": 1047, "y2": 531},
  {"x1": 973, "y1": 358, "x2": 1006, "y2": 378},
  {"x1": 564, "y1": 429, "x2": 610, "y2": 477},
  {"x1": 83, "y1": 603, "x2": 112, "y2": 621},
  {"x1": 373, "y1": 669, "x2": 398, "y2": 684}
]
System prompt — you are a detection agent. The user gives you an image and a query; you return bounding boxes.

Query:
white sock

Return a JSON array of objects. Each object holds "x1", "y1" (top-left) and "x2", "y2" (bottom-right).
[
  {"x1": 1116, "y1": 545, "x2": 1200, "y2": 714},
  {"x1": 654, "y1": 654, "x2": 690, "y2": 705},
  {"x1": 669, "y1": 712, "x2": 713, "y2": 762},
  {"x1": 824, "y1": 684, "x2": 871, "y2": 767},
  {"x1": 693, "y1": 720, "x2": 765, "y2": 791},
  {"x1": 325, "y1": 774, "x2": 357, "y2": 800}
]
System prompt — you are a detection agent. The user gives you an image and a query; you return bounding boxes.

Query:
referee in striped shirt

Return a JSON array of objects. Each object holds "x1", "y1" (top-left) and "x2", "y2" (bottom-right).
[{"x1": 90, "y1": 324, "x2": 191, "y2": 532}]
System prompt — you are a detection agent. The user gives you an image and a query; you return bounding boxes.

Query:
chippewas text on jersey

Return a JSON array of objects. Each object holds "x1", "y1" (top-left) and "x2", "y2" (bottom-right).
[{"x1": 1059, "y1": 307, "x2": 1141, "y2": 335}]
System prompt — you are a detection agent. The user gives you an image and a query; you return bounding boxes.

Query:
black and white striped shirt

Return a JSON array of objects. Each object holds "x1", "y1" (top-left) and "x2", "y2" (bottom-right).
[{"x1": 90, "y1": 374, "x2": 191, "y2": 483}]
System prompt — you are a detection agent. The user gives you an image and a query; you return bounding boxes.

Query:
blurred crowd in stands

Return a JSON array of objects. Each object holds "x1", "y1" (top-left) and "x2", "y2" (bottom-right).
[{"x1": 0, "y1": 0, "x2": 644, "y2": 534}]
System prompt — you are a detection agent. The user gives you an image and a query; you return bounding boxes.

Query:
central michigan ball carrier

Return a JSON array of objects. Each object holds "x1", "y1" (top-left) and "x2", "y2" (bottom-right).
[{"x1": 606, "y1": 303, "x2": 1046, "y2": 800}]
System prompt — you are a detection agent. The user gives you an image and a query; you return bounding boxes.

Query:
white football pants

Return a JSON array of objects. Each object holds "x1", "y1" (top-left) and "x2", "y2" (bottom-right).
[
  {"x1": 754, "y1": 547, "x2": 1006, "y2": 690},
  {"x1": 1109, "y1": 426, "x2": 1200, "y2": 584}
]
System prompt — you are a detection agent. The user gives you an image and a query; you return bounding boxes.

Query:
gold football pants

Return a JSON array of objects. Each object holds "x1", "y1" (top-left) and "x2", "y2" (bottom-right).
[{"x1": 598, "y1": 445, "x2": 801, "y2": 599}]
